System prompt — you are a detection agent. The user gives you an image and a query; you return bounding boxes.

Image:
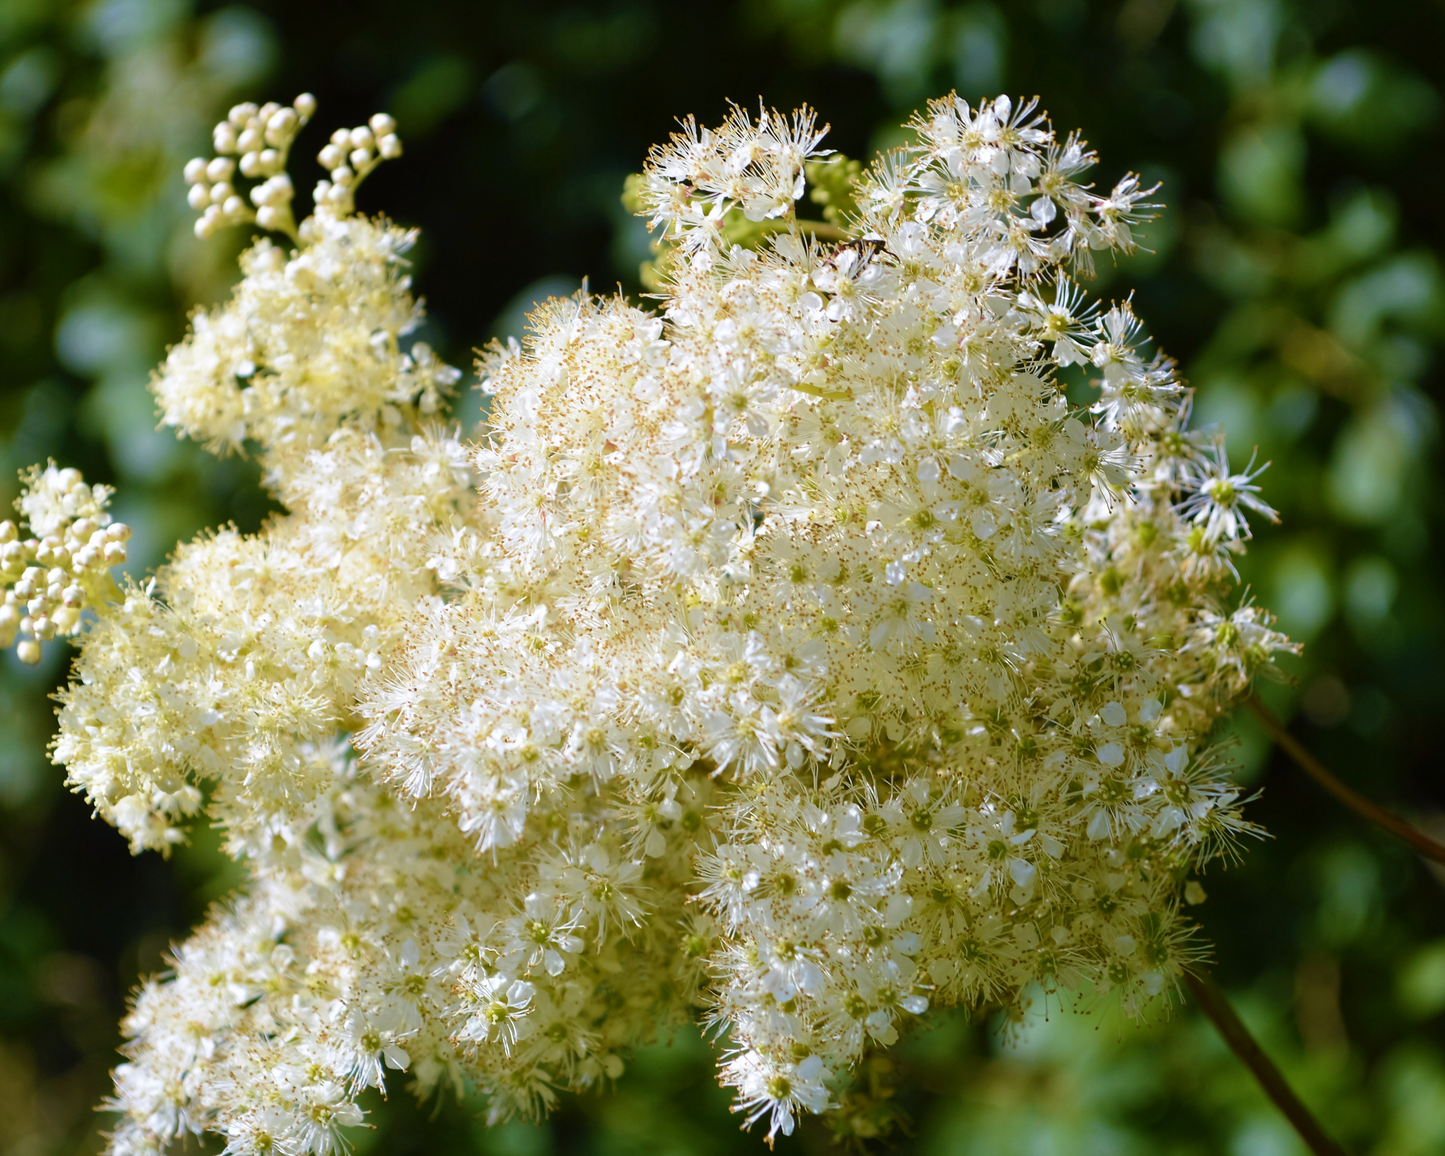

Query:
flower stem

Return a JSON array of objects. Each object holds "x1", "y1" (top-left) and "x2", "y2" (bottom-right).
[
  {"x1": 1185, "y1": 970, "x2": 1348, "y2": 1156},
  {"x1": 1248, "y1": 695, "x2": 1445, "y2": 867},
  {"x1": 791, "y1": 218, "x2": 849, "y2": 242}
]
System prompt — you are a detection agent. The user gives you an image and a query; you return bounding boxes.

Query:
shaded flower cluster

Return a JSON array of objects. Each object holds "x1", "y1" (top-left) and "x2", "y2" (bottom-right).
[{"x1": 5, "y1": 93, "x2": 1295, "y2": 1153}]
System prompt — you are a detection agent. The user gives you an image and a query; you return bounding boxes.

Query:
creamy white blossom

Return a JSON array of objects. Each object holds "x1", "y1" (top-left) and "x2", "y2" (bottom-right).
[{"x1": 0, "y1": 92, "x2": 1297, "y2": 1152}]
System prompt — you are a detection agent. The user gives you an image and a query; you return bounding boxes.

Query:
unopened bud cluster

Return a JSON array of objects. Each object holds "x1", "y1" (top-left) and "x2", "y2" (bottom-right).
[
  {"x1": 186, "y1": 94, "x2": 316, "y2": 238},
  {"x1": 15, "y1": 92, "x2": 1294, "y2": 1156},
  {"x1": 313, "y1": 112, "x2": 402, "y2": 216},
  {"x1": 1, "y1": 465, "x2": 126, "y2": 663}
]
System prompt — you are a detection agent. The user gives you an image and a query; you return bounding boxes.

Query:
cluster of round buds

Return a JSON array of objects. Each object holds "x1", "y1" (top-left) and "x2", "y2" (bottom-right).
[
  {"x1": 312, "y1": 113, "x2": 402, "y2": 216},
  {"x1": 1, "y1": 467, "x2": 126, "y2": 664},
  {"x1": 184, "y1": 94, "x2": 316, "y2": 239}
]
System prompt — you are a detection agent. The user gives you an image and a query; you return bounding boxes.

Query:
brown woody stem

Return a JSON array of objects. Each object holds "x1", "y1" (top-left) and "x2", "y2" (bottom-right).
[
  {"x1": 1185, "y1": 970, "x2": 1348, "y2": 1156},
  {"x1": 1248, "y1": 695, "x2": 1445, "y2": 867}
]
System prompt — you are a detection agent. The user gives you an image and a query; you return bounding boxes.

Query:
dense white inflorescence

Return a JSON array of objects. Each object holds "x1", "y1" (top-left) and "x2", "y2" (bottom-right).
[{"x1": 1, "y1": 93, "x2": 1296, "y2": 1152}]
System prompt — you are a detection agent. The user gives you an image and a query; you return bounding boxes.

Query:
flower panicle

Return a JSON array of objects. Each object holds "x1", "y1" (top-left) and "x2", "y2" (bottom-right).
[{"x1": 27, "y1": 90, "x2": 1293, "y2": 1155}]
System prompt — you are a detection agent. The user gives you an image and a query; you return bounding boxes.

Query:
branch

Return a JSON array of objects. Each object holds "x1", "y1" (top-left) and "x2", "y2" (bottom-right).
[
  {"x1": 1185, "y1": 970, "x2": 1348, "y2": 1156},
  {"x1": 1248, "y1": 695, "x2": 1445, "y2": 867}
]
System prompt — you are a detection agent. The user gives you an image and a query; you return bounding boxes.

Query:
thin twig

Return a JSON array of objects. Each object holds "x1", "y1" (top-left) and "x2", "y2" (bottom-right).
[
  {"x1": 1248, "y1": 695, "x2": 1445, "y2": 867},
  {"x1": 1185, "y1": 970, "x2": 1348, "y2": 1156},
  {"x1": 754, "y1": 217, "x2": 848, "y2": 242}
]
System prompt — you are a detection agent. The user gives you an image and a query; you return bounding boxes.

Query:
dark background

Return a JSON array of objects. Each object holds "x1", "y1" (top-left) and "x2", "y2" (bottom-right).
[{"x1": 2, "y1": 1, "x2": 1444, "y2": 1153}]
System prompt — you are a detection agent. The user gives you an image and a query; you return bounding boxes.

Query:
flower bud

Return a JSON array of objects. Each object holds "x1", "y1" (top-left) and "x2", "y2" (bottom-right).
[{"x1": 267, "y1": 108, "x2": 298, "y2": 142}]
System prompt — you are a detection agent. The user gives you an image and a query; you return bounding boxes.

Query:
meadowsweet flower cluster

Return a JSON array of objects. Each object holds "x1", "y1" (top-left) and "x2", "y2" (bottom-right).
[
  {"x1": 1, "y1": 465, "x2": 129, "y2": 664},
  {"x1": 7, "y1": 93, "x2": 1296, "y2": 1152}
]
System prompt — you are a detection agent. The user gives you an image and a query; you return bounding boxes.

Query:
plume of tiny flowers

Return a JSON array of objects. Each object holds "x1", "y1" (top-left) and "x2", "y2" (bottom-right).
[{"x1": 3, "y1": 91, "x2": 1296, "y2": 1154}]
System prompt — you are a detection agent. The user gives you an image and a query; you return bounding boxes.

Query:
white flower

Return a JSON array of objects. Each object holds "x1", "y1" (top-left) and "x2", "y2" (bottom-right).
[
  {"x1": 1180, "y1": 441, "x2": 1279, "y2": 543},
  {"x1": 722, "y1": 1051, "x2": 833, "y2": 1143},
  {"x1": 457, "y1": 974, "x2": 536, "y2": 1055}
]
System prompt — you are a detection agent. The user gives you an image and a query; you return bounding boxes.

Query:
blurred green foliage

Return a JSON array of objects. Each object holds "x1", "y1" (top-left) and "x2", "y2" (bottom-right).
[{"x1": 1, "y1": 1, "x2": 1443, "y2": 1153}]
